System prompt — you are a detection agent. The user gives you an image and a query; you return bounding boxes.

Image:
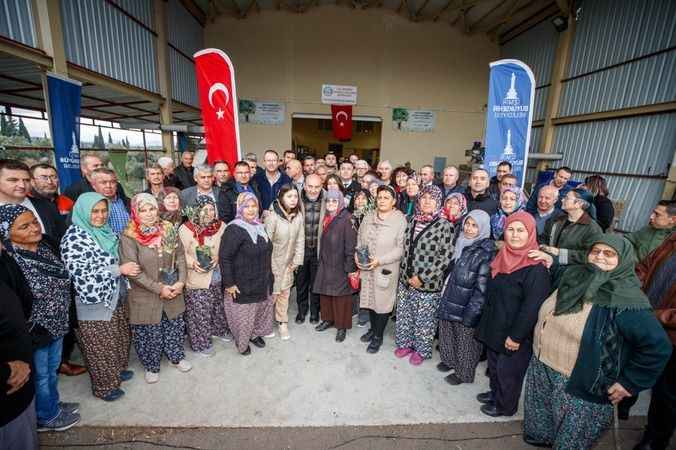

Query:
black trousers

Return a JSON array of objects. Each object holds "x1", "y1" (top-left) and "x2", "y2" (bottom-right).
[
  {"x1": 368, "y1": 310, "x2": 390, "y2": 339},
  {"x1": 644, "y1": 348, "x2": 676, "y2": 449},
  {"x1": 487, "y1": 344, "x2": 532, "y2": 416},
  {"x1": 296, "y1": 252, "x2": 320, "y2": 318}
]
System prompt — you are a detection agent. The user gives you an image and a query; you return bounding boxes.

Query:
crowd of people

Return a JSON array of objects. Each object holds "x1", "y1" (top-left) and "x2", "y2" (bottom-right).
[{"x1": 0, "y1": 149, "x2": 674, "y2": 450}]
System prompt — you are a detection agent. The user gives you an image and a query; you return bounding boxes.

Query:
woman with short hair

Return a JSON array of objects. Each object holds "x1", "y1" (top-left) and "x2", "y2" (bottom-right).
[{"x1": 583, "y1": 174, "x2": 614, "y2": 231}]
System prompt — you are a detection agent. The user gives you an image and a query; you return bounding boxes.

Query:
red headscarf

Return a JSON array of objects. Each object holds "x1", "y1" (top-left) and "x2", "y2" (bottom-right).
[{"x1": 490, "y1": 210, "x2": 543, "y2": 278}]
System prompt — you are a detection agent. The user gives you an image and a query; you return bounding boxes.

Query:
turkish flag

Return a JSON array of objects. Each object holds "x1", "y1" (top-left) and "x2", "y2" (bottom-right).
[
  {"x1": 194, "y1": 48, "x2": 241, "y2": 166},
  {"x1": 331, "y1": 104, "x2": 352, "y2": 141}
]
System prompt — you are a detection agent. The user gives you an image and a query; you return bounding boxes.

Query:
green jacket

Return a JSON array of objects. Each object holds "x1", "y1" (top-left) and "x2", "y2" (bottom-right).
[
  {"x1": 625, "y1": 226, "x2": 673, "y2": 262},
  {"x1": 544, "y1": 212, "x2": 602, "y2": 265}
]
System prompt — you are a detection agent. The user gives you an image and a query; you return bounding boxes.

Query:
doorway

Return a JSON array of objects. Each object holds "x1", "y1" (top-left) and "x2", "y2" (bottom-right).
[{"x1": 291, "y1": 114, "x2": 382, "y2": 165}]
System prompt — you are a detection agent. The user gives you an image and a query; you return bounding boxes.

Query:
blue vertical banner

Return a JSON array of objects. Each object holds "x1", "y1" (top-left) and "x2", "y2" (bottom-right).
[
  {"x1": 483, "y1": 59, "x2": 535, "y2": 187},
  {"x1": 47, "y1": 72, "x2": 82, "y2": 188}
]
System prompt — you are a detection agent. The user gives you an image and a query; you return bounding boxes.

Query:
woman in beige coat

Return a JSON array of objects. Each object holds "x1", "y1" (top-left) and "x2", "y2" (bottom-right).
[
  {"x1": 264, "y1": 184, "x2": 305, "y2": 340},
  {"x1": 120, "y1": 193, "x2": 190, "y2": 384},
  {"x1": 356, "y1": 185, "x2": 407, "y2": 353},
  {"x1": 179, "y1": 196, "x2": 228, "y2": 356}
]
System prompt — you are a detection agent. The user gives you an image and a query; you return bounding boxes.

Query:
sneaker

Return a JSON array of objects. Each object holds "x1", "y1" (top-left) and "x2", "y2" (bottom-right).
[
  {"x1": 119, "y1": 370, "x2": 134, "y2": 382},
  {"x1": 59, "y1": 402, "x2": 80, "y2": 415},
  {"x1": 198, "y1": 346, "x2": 215, "y2": 358},
  {"x1": 172, "y1": 359, "x2": 192, "y2": 372},
  {"x1": 264, "y1": 331, "x2": 275, "y2": 338},
  {"x1": 279, "y1": 323, "x2": 290, "y2": 340},
  {"x1": 357, "y1": 320, "x2": 368, "y2": 328},
  {"x1": 394, "y1": 347, "x2": 413, "y2": 358},
  {"x1": 145, "y1": 371, "x2": 160, "y2": 384},
  {"x1": 409, "y1": 351, "x2": 424, "y2": 366},
  {"x1": 37, "y1": 410, "x2": 80, "y2": 432},
  {"x1": 213, "y1": 333, "x2": 232, "y2": 343}
]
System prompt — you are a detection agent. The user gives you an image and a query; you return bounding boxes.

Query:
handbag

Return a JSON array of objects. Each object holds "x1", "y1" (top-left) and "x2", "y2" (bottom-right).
[{"x1": 348, "y1": 270, "x2": 361, "y2": 290}]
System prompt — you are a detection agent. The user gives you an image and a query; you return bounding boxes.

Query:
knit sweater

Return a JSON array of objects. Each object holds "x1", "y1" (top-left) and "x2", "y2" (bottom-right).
[
  {"x1": 218, "y1": 223, "x2": 273, "y2": 304},
  {"x1": 400, "y1": 217, "x2": 454, "y2": 292}
]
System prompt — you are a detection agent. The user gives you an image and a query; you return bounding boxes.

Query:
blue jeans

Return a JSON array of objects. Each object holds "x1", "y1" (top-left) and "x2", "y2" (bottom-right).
[{"x1": 33, "y1": 337, "x2": 63, "y2": 424}]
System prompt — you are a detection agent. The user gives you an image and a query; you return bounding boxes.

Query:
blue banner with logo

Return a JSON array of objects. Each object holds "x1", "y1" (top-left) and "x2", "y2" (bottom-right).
[
  {"x1": 47, "y1": 73, "x2": 82, "y2": 188},
  {"x1": 483, "y1": 59, "x2": 535, "y2": 187}
]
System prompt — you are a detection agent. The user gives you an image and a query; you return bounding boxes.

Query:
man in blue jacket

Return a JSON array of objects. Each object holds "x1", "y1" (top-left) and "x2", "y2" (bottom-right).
[
  {"x1": 254, "y1": 149, "x2": 292, "y2": 211},
  {"x1": 525, "y1": 166, "x2": 574, "y2": 214}
]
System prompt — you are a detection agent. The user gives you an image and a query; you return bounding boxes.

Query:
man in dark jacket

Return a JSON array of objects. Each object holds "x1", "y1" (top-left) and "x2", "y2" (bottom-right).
[
  {"x1": 436, "y1": 165, "x2": 464, "y2": 197},
  {"x1": 254, "y1": 150, "x2": 291, "y2": 211},
  {"x1": 525, "y1": 166, "x2": 574, "y2": 214},
  {"x1": 464, "y1": 169, "x2": 498, "y2": 216},
  {"x1": 218, "y1": 161, "x2": 262, "y2": 223},
  {"x1": 62, "y1": 155, "x2": 128, "y2": 209},
  {"x1": 174, "y1": 151, "x2": 196, "y2": 190},
  {"x1": 488, "y1": 161, "x2": 512, "y2": 201}
]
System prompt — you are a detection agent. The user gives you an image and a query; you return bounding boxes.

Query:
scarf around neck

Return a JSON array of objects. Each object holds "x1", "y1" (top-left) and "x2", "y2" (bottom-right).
[
  {"x1": 231, "y1": 192, "x2": 267, "y2": 243},
  {"x1": 490, "y1": 211, "x2": 542, "y2": 278},
  {"x1": 453, "y1": 210, "x2": 491, "y2": 261},
  {"x1": 413, "y1": 184, "x2": 443, "y2": 223},
  {"x1": 72, "y1": 192, "x2": 119, "y2": 256}
]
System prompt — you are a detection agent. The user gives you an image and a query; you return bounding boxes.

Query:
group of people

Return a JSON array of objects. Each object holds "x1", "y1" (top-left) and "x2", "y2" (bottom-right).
[{"x1": 1, "y1": 150, "x2": 674, "y2": 450}]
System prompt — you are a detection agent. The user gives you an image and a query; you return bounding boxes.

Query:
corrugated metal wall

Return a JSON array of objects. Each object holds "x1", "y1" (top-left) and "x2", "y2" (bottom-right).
[
  {"x1": 0, "y1": 0, "x2": 36, "y2": 47},
  {"x1": 167, "y1": 0, "x2": 202, "y2": 107},
  {"x1": 110, "y1": 0, "x2": 154, "y2": 30},
  {"x1": 61, "y1": 0, "x2": 159, "y2": 93}
]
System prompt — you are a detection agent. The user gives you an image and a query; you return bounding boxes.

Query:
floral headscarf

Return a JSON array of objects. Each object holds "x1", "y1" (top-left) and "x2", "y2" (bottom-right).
[
  {"x1": 184, "y1": 195, "x2": 223, "y2": 246},
  {"x1": 442, "y1": 192, "x2": 467, "y2": 223},
  {"x1": 230, "y1": 192, "x2": 268, "y2": 244},
  {"x1": 413, "y1": 184, "x2": 443, "y2": 223},
  {"x1": 124, "y1": 193, "x2": 171, "y2": 247},
  {"x1": 490, "y1": 187, "x2": 523, "y2": 240},
  {"x1": 158, "y1": 187, "x2": 182, "y2": 224},
  {"x1": 0, "y1": 204, "x2": 29, "y2": 246}
]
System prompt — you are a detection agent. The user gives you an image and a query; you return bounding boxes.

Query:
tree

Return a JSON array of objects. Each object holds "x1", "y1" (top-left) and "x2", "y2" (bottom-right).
[
  {"x1": 392, "y1": 108, "x2": 409, "y2": 130},
  {"x1": 238, "y1": 100, "x2": 256, "y2": 122},
  {"x1": 94, "y1": 127, "x2": 105, "y2": 149},
  {"x1": 108, "y1": 132, "x2": 113, "y2": 144},
  {"x1": 18, "y1": 118, "x2": 31, "y2": 142},
  {"x1": 0, "y1": 115, "x2": 7, "y2": 136}
]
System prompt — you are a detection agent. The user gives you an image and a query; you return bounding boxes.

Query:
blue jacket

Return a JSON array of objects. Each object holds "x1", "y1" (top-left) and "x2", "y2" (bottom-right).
[
  {"x1": 437, "y1": 238, "x2": 495, "y2": 327},
  {"x1": 254, "y1": 171, "x2": 292, "y2": 211}
]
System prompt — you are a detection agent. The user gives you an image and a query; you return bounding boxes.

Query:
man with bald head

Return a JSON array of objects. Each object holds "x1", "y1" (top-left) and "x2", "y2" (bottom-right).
[
  {"x1": 295, "y1": 173, "x2": 326, "y2": 324},
  {"x1": 63, "y1": 154, "x2": 129, "y2": 210},
  {"x1": 437, "y1": 165, "x2": 464, "y2": 197},
  {"x1": 463, "y1": 168, "x2": 498, "y2": 215},
  {"x1": 285, "y1": 159, "x2": 305, "y2": 191},
  {"x1": 377, "y1": 160, "x2": 393, "y2": 186}
]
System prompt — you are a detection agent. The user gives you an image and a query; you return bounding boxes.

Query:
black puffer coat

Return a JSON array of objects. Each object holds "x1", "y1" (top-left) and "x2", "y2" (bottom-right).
[{"x1": 437, "y1": 238, "x2": 495, "y2": 327}]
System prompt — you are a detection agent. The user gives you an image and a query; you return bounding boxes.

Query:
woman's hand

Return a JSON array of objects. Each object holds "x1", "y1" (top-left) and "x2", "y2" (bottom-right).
[
  {"x1": 540, "y1": 245, "x2": 560, "y2": 256},
  {"x1": 160, "y1": 285, "x2": 174, "y2": 299},
  {"x1": 226, "y1": 285, "x2": 240, "y2": 299},
  {"x1": 528, "y1": 250, "x2": 554, "y2": 268},
  {"x1": 170, "y1": 282, "x2": 184, "y2": 296},
  {"x1": 120, "y1": 262, "x2": 141, "y2": 277},
  {"x1": 408, "y1": 276, "x2": 422, "y2": 289},
  {"x1": 366, "y1": 258, "x2": 380, "y2": 270},
  {"x1": 192, "y1": 261, "x2": 208, "y2": 273},
  {"x1": 6, "y1": 360, "x2": 30, "y2": 395},
  {"x1": 505, "y1": 336, "x2": 520, "y2": 351},
  {"x1": 607, "y1": 383, "x2": 632, "y2": 405}
]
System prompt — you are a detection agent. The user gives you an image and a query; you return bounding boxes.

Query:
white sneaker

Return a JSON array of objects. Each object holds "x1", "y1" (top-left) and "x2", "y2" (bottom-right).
[
  {"x1": 264, "y1": 331, "x2": 275, "y2": 338},
  {"x1": 213, "y1": 334, "x2": 232, "y2": 343},
  {"x1": 279, "y1": 323, "x2": 290, "y2": 340},
  {"x1": 172, "y1": 359, "x2": 192, "y2": 372},
  {"x1": 144, "y1": 371, "x2": 159, "y2": 384},
  {"x1": 198, "y1": 346, "x2": 214, "y2": 358}
]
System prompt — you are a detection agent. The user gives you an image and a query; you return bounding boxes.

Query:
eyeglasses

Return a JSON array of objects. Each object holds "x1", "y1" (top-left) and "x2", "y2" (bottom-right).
[
  {"x1": 589, "y1": 249, "x2": 618, "y2": 258},
  {"x1": 36, "y1": 175, "x2": 58, "y2": 182}
]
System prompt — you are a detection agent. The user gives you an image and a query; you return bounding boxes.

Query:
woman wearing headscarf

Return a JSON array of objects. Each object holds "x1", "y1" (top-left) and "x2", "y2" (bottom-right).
[
  {"x1": 120, "y1": 193, "x2": 190, "y2": 384},
  {"x1": 394, "y1": 185, "x2": 454, "y2": 365},
  {"x1": 490, "y1": 187, "x2": 522, "y2": 241},
  {"x1": 475, "y1": 211, "x2": 550, "y2": 417},
  {"x1": 219, "y1": 192, "x2": 274, "y2": 355},
  {"x1": 348, "y1": 188, "x2": 373, "y2": 231},
  {"x1": 437, "y1": 210, "x2": 495, "y2": 385},
  {"x1": 61, "y1": 193, "x2": 140, "y2": 401},
  {"x1": 178, "y1": 195, "x2": 228, "y2": 357},
  {"x1": 441, "y1": 192, "x2": 467, "y2": 225},
  {"x1": 157, "y1": 187, "x2": 183, "y2": 226},
  {"x1": 264, "y1": 184, "x2": 304, "y2": 341},
  {"x1": 313, "y1": 189, "x2": 358, "y2": 342},
  {"x1": 523, "y1": 235, "x2": 671, "y2": 449},
  {"x1": 0, "y1": 205, "x2": 79, "y2": 431},
  {"x1": 356, "y1": 185, "x2": 406, "y2": 353}
]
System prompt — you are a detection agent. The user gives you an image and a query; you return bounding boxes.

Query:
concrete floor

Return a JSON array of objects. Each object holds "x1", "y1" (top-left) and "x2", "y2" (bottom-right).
[{"x1": 57, "y1": 290, "x2": 649, "y2": 429}]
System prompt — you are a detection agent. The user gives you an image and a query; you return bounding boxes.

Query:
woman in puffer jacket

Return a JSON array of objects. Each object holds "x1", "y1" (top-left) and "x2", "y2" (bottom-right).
[{"x1": 437, "y1": 210, "x2": 495, "y2": 385}]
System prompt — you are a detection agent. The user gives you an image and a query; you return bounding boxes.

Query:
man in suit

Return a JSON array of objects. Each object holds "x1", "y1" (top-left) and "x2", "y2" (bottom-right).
[
  {"x1": 338, "y1": 161, "x2": 360, "y2": 203},
  {"x1": 218, "y1": 161, "x2": 262, "y2": 223},
  {"x1": 180, "y1": 164, "x2": 222, "y2": 211}
]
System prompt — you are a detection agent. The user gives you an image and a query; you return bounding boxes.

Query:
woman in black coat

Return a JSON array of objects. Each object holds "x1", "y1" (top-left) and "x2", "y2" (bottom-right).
[
  {"x1": 584, "y1": 175, "x2": 614, "y2": 231},
  {"x1": 437, "y1": 210, "x2": 495, "y2": 385},
  {"x1": 313, "y1": 189, "x2": 358, "y2": 342},
  {"x1": 475, "y1": 211, "x2": 550, "y2": 418}
]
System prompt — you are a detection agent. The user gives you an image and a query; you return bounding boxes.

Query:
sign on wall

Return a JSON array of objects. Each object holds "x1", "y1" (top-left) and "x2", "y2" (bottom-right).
[
  {"x1": 483, "y1": 59, "x2": 535, "y2": 188},
  {"x1": 238, "y1": 100, "x2": 286, "y2": 125},
  {"x1": 392, "y1": 108, "x2": 436, "y2": 132},
  {"x1": 321, "y1": 84, "x2": 357, "y2": 105}
]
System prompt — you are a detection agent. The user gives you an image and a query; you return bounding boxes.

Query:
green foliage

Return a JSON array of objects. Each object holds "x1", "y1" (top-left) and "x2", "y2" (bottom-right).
[
  {"x1": 18, "y1": 118, "x2": 31, "y2": 142},
  {"x1": 238, "y1": 100, "x2": 256, "y2": 122},
  {"x1": 392, "y1": 108, "x2": 409, "y2": 130}
]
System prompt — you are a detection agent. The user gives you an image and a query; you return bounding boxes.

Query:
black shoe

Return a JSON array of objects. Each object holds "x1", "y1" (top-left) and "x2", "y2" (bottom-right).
[
  {"x1": 436, "y1": 362, "x2": 452, "y2": 372},
  {"x1": 102, "y1": 388, "x2": 125, "y2": 402},
  {"x1": 523, "y1": 435, "x2": 552, "y2": 448},
  {"x1": 295, "y1": 314, "x2": 305, "y2": 324},
  {"x1": 241, "y1": 346, "x2": 251, "y2": 356},
  {"x1": 444, "y1": 373, "x2": 463, "y2": 385},
  {"x1": 633, "y1": 434, "x2": 661, "y2": 450},
  {"x1": 335, "y1": 329, "x2": 346, "y2": 342},
  {"x1": 309, "y1": 315, "x2": 320, "y2": 324},
  {"x1": 366, "y1": 337, "x2": 382, "y2": 354},
  {"x1": 360, "y1": 329, "x2": 375, "y2": 342},
  {"x1": 315, "y1": 320, "x2": 334, "y2": 332},
  {"x1": 480, "y1": 403, "x2": 505, "y2": 417},
  {"x1": 250, "y1": 337, "x2": 266, "y2": 348},
  {"x1": 476, "y1": 391, "x2": 494, "y2": 404}
]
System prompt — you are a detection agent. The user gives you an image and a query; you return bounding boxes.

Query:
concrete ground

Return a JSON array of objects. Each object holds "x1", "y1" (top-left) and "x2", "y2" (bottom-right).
[{"x1": 46, "y1": 290, "x2": 650, "y2": 448}]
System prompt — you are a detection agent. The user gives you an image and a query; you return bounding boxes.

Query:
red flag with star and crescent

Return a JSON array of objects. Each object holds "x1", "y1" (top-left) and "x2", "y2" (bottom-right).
[
  {"x1": 194, "y1": 48, "x2": 241, "y2": 166},
  {"x1": 331, "y1": 104, "x2": 352, "y2": 141}
]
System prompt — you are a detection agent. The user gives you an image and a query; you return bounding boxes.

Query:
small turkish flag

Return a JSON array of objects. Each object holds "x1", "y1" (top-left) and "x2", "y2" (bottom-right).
[
  {"x1": 331, "y1": 104, "x2": 352, "y2": 141},
  {"x1": 194, "y1": 48, "x2": 241, "y2": 166}
]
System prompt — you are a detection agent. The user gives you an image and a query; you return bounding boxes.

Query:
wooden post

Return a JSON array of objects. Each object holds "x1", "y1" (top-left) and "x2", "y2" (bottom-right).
[{"x1": 154, "y1": 0, "x2": 175, "y2": 157}]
